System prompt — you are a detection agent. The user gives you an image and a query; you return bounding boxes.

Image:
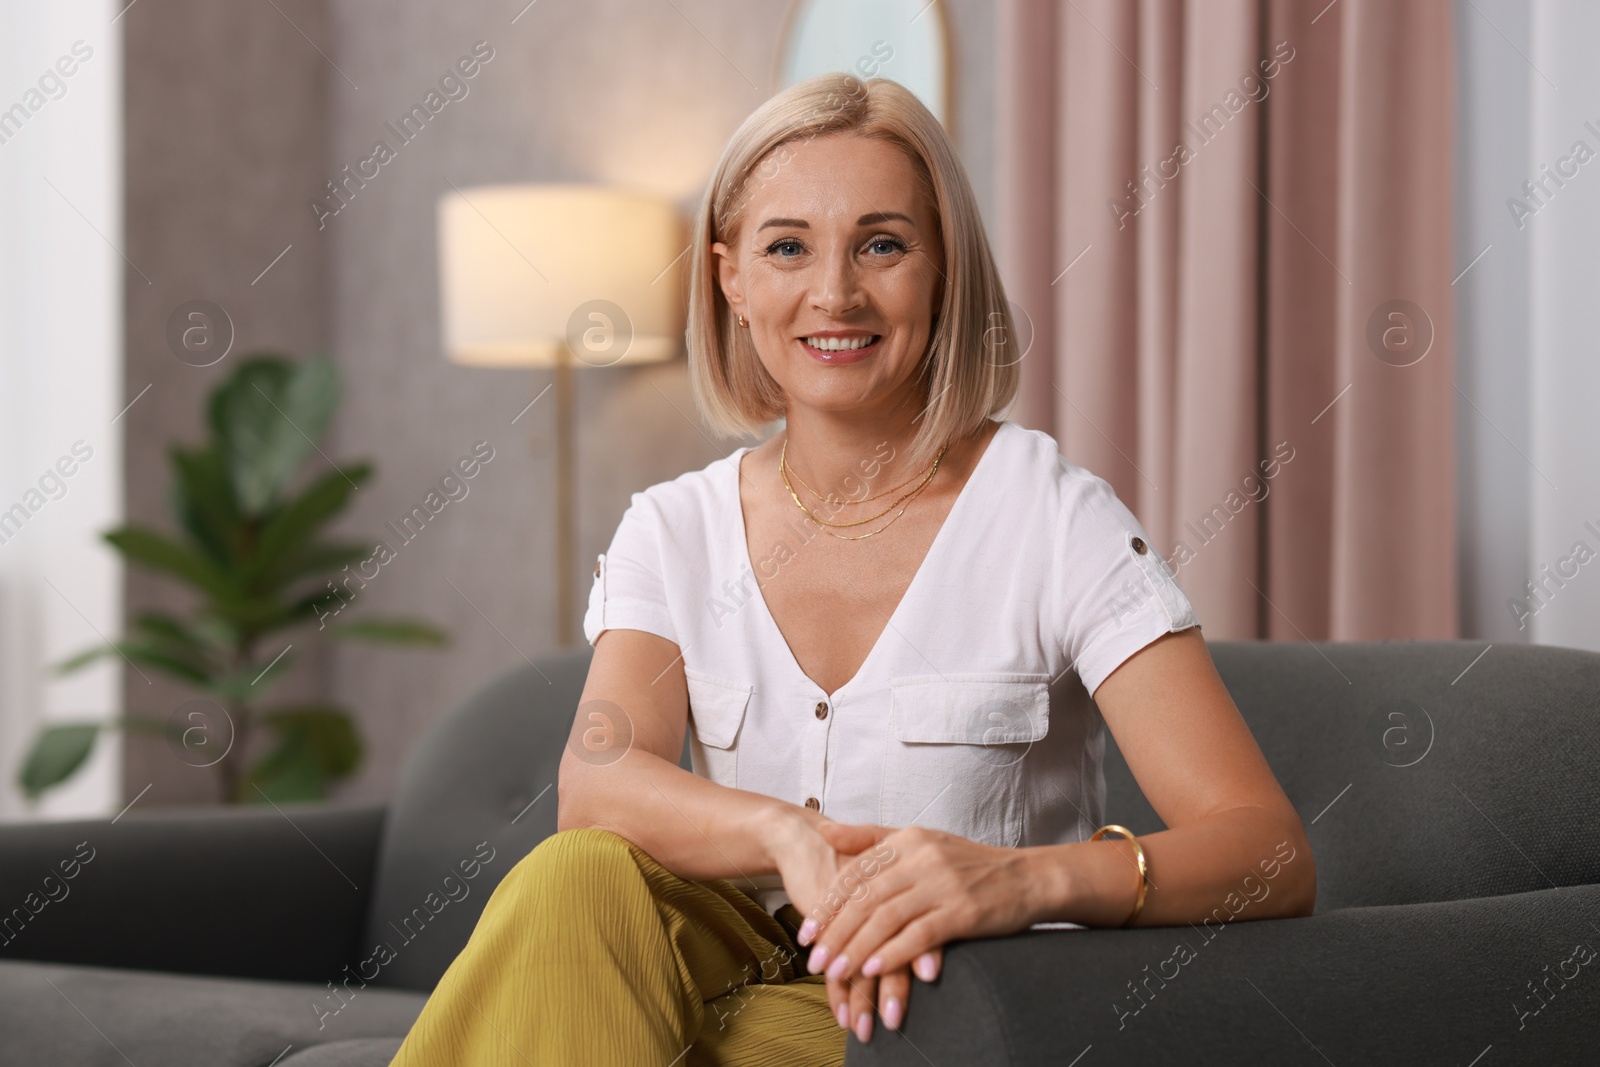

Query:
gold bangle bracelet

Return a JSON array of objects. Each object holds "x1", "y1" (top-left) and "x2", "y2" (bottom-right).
[{"x1": 1090, "y1": 824, "x2": 1149, "y2": 927}]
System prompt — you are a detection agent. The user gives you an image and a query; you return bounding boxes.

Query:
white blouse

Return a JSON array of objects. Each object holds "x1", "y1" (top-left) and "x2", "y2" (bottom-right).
[{"x1": 583, "y1": 418, "x2": 1201, "y2": 913}]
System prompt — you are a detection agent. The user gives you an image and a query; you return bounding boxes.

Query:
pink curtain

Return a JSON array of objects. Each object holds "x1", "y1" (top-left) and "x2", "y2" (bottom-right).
[{"x1": 998, "y1": 0, "x2": 1458, "y2": 641}]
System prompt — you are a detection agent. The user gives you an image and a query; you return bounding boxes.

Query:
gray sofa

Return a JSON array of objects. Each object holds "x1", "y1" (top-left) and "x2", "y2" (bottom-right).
[{"x1": 3, "y1": 640, "x2": 1597, "y2": 1065}]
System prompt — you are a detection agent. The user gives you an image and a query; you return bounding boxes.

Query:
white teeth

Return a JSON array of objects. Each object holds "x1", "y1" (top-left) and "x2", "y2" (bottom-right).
[{"x1": 803, "y1": 335, "x2": 878, "y2": 351}]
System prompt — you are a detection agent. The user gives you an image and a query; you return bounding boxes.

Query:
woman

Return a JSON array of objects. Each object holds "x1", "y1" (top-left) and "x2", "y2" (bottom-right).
[{"x1": 391, "y1": 72, "x2": 1314, "y2": 1066}]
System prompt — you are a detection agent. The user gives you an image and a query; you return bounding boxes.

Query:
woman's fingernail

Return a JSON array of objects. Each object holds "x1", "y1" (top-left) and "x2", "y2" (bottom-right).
[
  {"x1": 835, "y1": 1002, "x2": 851, "y2": 1029},
  {"x1": 862, "y1": 956, "x2": 883, "y2": 977},
  {"x1": 883, "y1": 996, "x2": 904, "y2": 1030},
  {"x1": 825, "y1": 954, "x2": 851, "y2": 982},
  {"x1": 914, "y1": 953, "x2": 937, "y2": 982},
  {"x1": 855, "y1": 1012, "x2": 873, "y2": 1043},
  {"x1": 796, "y1": 919, "x2": 817, "y2": 945},
  {"x1": 808, "y1": 946, "x2": 830, "y2": 974}
]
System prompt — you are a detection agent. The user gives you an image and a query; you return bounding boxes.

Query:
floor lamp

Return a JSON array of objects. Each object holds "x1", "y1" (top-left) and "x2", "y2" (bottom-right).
[{"x1": 438, "y1": 184, "x2": 685, "y2": 646}]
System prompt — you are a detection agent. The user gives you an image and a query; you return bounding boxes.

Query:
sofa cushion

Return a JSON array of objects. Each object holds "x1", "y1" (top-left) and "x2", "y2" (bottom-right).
[
  {"x1": 279, "y1": 1038, "x2": 405, "y2": 1066},
  {"x1": 0, "y1": 959, "x2": 424, "y2": 1067},
  {"x1": 1104, "y1": 640, "x2": 1600, "y2": 910}
]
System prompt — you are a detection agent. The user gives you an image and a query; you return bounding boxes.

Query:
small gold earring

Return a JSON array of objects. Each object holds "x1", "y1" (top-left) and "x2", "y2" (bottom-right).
[{"x1": 736, "y1": 314, "x2": 749, "y2": 329}]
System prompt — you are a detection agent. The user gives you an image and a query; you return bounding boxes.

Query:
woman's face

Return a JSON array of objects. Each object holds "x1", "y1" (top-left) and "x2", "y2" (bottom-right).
[{"x1": 712, "y1": 131, "x2": 945, "y2": 421}]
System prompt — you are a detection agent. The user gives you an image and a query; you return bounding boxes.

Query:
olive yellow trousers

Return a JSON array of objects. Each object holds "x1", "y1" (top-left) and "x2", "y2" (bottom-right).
[{"x1": 389, "y1": 827, "x2": 846, "y2": 1067}]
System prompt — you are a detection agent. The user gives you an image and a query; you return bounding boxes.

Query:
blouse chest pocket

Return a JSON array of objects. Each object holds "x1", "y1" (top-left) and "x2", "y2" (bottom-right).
[
  {"x1": 879, "y1": 674, "x2": 1050, "y2": 848},
  {"x1": 684, "y1": 667, "x2": 752, "y2": 789}
]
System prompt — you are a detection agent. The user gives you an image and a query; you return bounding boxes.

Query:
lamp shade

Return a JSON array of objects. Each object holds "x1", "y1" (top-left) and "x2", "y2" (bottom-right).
[{"x1": 438, "y1": 184, "x2": 686, "y2": 368}]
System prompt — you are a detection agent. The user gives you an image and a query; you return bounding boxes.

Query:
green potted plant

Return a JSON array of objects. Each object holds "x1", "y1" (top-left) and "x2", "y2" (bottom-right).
[{"x1": 19, "y1": 353, "x2": 448, "y2": 804}]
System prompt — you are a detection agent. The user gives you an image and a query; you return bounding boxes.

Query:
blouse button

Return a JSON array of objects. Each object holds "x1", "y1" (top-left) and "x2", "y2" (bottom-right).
[
  {"x1": 814, "y1": 701, "x2": 828, "y2": 720},
  {"x1": 805, "y1": 796, "x2": 821, "y2": 811},
  {"x1": 1131, "y1": 536, "x2": 1148, "y2": 555}
]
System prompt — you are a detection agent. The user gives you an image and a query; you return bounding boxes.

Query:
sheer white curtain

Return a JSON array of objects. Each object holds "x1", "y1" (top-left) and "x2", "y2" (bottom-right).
[
  {"x1": 1526, "y1": 1, "x2": 1600, "y2": 650},
  {"x1": 0, "y1": 0, "x2": 123, "y2": 819},
  {"x1": 1455, "y1": 0, "x2": 1600, "y2": 650}
]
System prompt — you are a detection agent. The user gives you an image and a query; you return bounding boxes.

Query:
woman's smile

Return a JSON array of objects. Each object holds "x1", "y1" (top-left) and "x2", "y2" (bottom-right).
[{"x1": 800, "y1": 330, "x2": 883, "y2": 364}]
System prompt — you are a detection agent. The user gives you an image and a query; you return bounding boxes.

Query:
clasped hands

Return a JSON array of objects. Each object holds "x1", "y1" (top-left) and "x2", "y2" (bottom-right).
[{"x1": 772, "y1": 819, "x2": 1043, "y2": 1044}]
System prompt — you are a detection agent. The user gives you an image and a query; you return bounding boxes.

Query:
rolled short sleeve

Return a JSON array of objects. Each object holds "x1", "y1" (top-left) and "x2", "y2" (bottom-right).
[
  {"x1": 1056, "y1": 468, "x2": 1200, "y2": 699},
  {"x1": 583, "y1": 492, "x2": 679, "y2": 648}
]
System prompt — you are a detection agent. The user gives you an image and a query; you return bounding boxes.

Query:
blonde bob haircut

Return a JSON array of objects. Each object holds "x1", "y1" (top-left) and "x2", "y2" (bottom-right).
[{"x1": 686, "y1": 72, "x2": 1020, "y2": 473}]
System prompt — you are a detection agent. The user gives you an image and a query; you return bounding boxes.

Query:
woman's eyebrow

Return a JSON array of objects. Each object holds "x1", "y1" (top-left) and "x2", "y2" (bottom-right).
[{"x1": 756, "y1": 211, "x2": 917, "y2": 232}]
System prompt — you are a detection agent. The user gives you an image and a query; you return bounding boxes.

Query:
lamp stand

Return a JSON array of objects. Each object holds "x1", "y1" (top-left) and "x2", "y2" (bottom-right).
[{"x1": 552, "y1": 347, "x2": 577, "y2": 647}]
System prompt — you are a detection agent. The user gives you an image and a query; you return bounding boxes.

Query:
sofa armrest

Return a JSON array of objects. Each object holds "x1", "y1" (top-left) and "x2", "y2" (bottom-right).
[
  {"x1": 0, "y1": 802, "x2": 386, "y2": 984},
  {"x1": 846, "y1": 883, "x2": 1600, "y2": 1066}
]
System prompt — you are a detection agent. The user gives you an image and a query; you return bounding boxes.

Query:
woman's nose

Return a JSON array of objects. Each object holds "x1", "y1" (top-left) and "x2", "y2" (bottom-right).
[{"x1": 812, "y1": 247, "x2": 866, "y2": 315}]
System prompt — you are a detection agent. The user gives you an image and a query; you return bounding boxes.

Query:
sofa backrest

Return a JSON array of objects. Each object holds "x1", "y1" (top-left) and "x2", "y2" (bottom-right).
[
  {"x1": 361, "y1": 648, "x2": 589, "y2": 990},
  {"x1": 362, "y1": 646, "x2": 694, "y2": 991},
  {"x1": 368, "y1": 638, "x2": 1600, "y2": 990},
  {"x1": 1103, "y1": 640, "x2": 1600, "y2": 912}
]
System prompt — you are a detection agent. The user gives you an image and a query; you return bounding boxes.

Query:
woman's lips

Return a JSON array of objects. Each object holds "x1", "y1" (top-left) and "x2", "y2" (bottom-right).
[{"x1": 800, "y1": 336, "x2": 881, "y2": 364}]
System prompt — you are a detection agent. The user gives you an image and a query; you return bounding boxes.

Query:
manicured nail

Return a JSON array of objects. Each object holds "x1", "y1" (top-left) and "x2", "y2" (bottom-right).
[
  {"x1": 835, "y1": 1002, "x2": 850, "y2": 1029},
  {"x1": 855, "y1": 1012, "x2": 873, "y2": 1043},
  {"x1": 796, "y1": 918, "x2": 817, "y2": 945},
  {"x1": 825, "y1": 954, "x2": 851, "y2": 982},
  {"x1": 862, "y1": 956, "x2": 883, "y2": 977},
  {"x1": 883, "y1": 996, "x2": 904, "y2": 1031},
  {"x1": 914, "y1": 953, "x2": 938, "y2": 982},
  {"x1": 807, "y1": 945, "x2": 830, "y2": 974}
]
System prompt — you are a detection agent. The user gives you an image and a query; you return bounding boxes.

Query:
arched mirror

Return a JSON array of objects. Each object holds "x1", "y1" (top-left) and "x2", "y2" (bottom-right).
[{"x1": 774, "y1": 0, "x2": 952, "y2": 132}]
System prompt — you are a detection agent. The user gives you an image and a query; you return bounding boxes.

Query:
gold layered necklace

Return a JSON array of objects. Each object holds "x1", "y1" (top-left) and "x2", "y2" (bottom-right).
[
  {"x1": 786, "y1": 447, "x2": 930, "y2": 506},
  {"x1": 779, "y1": 436, "x2": 951, "y2": 541}
]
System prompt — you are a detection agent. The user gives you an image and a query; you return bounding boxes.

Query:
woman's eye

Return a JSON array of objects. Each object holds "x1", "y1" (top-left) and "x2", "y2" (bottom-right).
[
  {"x1": 867, "y1": 237, "x2": 906, "y2": 256},
  {"x1": 767, "y1": 239, "x2": 804, "y2": 257}
]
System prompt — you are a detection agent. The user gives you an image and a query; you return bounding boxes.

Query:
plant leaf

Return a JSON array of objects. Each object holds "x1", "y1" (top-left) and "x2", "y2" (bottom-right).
[
  {"x1": 128, "y1": 612, "x2": 220, "y2": 680},
  {"x1": 169, "y1": 444, "x2": 240, "y2": 569},
  {"x1": 246, "y1": 463, "x2": 373, "y2": 589},
  {"x1": 273, "y1": 588, "x2": 346, "y2": 632},
  {"x1": 190, "y1": 613, "x2": 241, "y2": 650},
  {"x1": 104, "y1": 526, "x2": 242, "y2": 605},
  {"x1": 281, "y1": 354, "x2": 341, "y2": 448},
  {"x1": 54, "y1": 644, "x2": 118, "y2": 675},
  {"x1": 19, "y1": 724, "x2": 100, "y2": 799},
  {"x1": 129, "y1": 607, "x2": 206, "y2": 652},
  {"x1": 209, "y1": 356, "x2": 293, "y2": 515},
  {"x1": 216, "y1": 593, "x2": 324, "y2": 638},
  {"x1": 264, "y1": 706, "x2": 362, "y2": 776},
  {"x1": 115, "y1": 641, "x2": 213, "y2": 685},
  {"x1": 326, "y1": 617, "x2": 450, "y2": 646},
  {"x1": 271, "y1": 541, "x2": 373, "y2": 588},
  {"x1": 52, "y1": 639, "x2": 213, "y2": 685},
  {"x1": 244, "y1": 755, "x2": 326, "y2": 804},
  {"x1": 130, "y1": 611, "x2": 213, "y2": 655},
  {"x1": 211, "y1": 355, "x2": 341, "y2": 515},
  {"x1": 210, "y1": 647, "x2": 296, "y2": 705},
  {"x1": 244, "y1": 705, "x2": 363, "y2": 802}
]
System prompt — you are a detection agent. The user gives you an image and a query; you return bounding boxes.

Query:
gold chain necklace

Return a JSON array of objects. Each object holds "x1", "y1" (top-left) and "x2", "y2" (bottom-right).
[
  {"x1": 780, "y1": 438, "x2": 943, "y2": 527},
  {"x1": 780, "y1": 437, "x2": 950, "y2": 541},
  {"x1": 787, "y1": 446, "x2": 930, "y2": 506}
]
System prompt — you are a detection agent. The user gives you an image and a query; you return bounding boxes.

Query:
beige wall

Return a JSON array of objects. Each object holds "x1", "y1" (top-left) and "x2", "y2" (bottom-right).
[{"x1": 122, "y1": 0, "x2": 996, "y2": 805}]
